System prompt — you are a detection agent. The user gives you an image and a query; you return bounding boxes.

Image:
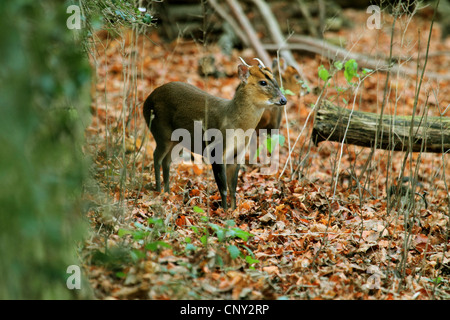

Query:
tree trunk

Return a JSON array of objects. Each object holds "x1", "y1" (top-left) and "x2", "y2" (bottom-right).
[{"x1": 312, "y1": 100, "x2": 450, "y2": 153}]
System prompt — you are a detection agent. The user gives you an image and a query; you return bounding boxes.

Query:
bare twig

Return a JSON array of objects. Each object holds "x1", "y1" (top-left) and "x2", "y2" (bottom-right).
[
  {"x1": 226, "y1": 0, "x2": 271, "y2": 66},
  {"x1": 207, "y1": 0, "x2": 250, "y2": 46}
]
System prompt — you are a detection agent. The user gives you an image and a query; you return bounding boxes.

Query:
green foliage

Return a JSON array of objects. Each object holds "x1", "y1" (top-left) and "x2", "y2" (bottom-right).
[
  {"x1": 227, "y1": 245, "x2": 241, "y2": 259},
  {"x1": 118, "y1": 218, "x2": 171, "y2": 255},
  {"x1": 318, "y1": 59, "x2": 365, "y2": 88},
  {"x1": 81, "y1": 0, "x2": 156, "y2": 36},
  {"x1": 299, "y1": 80, "x2": 312, "y2": 94},
  {"x1": 333, "y1": 61, "x2": 344, "y2": 71},
  {"x1": 0, "y1": 1, "x2": 92, "y2": 299},
  {"x1": 256, "y1": 134, "x2": 285, "y2": 158},
  {"x1": 344, "y1": 59, "x2": 359, "y2": 83},
  {"x1": 318, "y1": 65, "x2": 331, "y2": 81},
  {"x1": 281, "y1": 88, "x2": 295, "y2": 96},
  {"x1": 193, "y1": 206, "x2": 205, "y2": 213},
  {"x1": 186, "y1": 216, "x2": 258, "y2": 268}
]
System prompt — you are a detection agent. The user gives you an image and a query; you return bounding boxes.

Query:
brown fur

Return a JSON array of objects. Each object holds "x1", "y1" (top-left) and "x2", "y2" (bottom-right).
[
  {"x1": 256, "y1": 59, "x2": 302, "y2": 132},
  {"x1": 143, "y1": 62, "x2": 286, "y2": 210}
]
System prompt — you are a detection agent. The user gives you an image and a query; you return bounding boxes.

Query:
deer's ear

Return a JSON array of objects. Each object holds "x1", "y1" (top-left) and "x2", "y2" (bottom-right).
[{"x1": 238, "y1": 64, "x2": 249, "y2": 83}]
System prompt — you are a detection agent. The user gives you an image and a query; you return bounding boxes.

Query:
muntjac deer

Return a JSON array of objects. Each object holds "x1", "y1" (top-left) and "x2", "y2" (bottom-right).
[
  {"x1": 143, "y1": 57, "x2": 287, "y2": 210},
  {"x1": 256, "y1": 59, "x2": 302, "y2": 131}
]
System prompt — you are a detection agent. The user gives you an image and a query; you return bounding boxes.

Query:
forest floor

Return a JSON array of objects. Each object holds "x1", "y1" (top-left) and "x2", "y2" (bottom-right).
[{"x1": 82, "y1": 7, "x2": 450, "y2": 300}]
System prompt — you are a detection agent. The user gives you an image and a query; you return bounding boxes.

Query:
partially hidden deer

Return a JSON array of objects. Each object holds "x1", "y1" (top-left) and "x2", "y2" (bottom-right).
[
  {"x1": 143, "y1": 57, "x2": 287, "y2": 210},
  {"x1": 256, "y1": 58, "x2": 302, "y2": 131}
]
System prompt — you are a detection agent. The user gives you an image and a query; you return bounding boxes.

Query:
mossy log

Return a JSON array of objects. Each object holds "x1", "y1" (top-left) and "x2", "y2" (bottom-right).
[{"x1": 312, "y1": 100, "x2": 450, "y2": 153}]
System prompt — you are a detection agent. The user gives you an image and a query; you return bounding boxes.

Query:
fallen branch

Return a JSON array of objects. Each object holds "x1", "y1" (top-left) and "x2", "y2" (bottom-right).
[
  {"x1": 226, "y1": 0, "x2": 271, "y2": 67},
  {"x1": 312, "y1": 100, "x2": 450, "y2": 153},
  {"x1": 207, "y1": 0, "x2": 250, "y2": 46},
  {"x1": 252, "y1": 0, "x2": 305, "y2": 79},
  {"x1": 264, "y1": 35, "x2": 450, "y2": 81}
]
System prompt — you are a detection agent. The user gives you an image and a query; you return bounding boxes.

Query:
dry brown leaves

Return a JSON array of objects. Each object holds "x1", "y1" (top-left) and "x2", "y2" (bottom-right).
[{"x1": 83, "y1": 8, "x2": 450, "y2": 300}]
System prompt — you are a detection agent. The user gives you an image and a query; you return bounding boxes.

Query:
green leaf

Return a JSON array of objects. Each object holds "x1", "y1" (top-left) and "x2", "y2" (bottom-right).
[
  {"x1": 208, "y1": 223, "x2": 220, "y2": 231},
  {"x1": 225, "y1": 220, "x2": 236, "y2": 227},
  {"x1": 282, "y1": 88, "x2": 295, "y2": 96},
  {"x1": 334, "y1": 61, "x2": 344, "y2": 70},
  {"x1": 132, "y1": 230, "x2": 149, "y2": 240},
  {"x1": 273, "y1": 134, "x2": 285, "y2": 147},
  {"x1": 115, "y1": 271, "x2": 126, "y2": 278},
  {"x1": 185, "y1": 243, "x2": 196, "y2": 251},
  {"x1": 265, "y1": 137, "x2": 272, "y2": 154},
  {"x1": 145, "y1": 241, "x2": 171, "y2": 252},
  {"x1": 227, "y1": 245, "x2": 240, "y2": 259},
  {"x1": 362, "y1": 68, "x2": 373, "y2": 75},
  {"x1": 191, "y1": 226, "x2": 200, "y2": 234},
  {"x1": 118, "y1": 228, "x2": 132, "y2": 237},
  {"x1": 143, "y1": 13, "x2": 153, "y2": 24},
  {"x1": 148, "y1": 217, "x2": 164, "y2": 228},
  {"x1": 216, "y1": 255, "x2": 224, "y2": 267},
  {"x1": 145, "y1": 242, "x2": 157, "y2": 252},
  {"x1": 428, "y1": 276, "x2": 443, "y2": 284},
  {"x1": 225, "y1": 229, "x2": 236, "y2": 238},
  {"x1": 193, "y1": 206, "x2": 204, "y2": 213},
  {"x1": 299, "y1": 80, "x2": 311, "y2": 93},
  {"x1": 216, "y1": 229, "x2": 225, "y2": 242},
  {"x1": 344, "y1": 59, "x2": 358, "y2": 83},
  {"x1": 130, "y1": 249, "x2": 146, "y2": 261},
  {"x1": 200, "y1": 235, "x2": 208, "y2": 246},
  {"x1": 318, "y1": 65, "x2": 330, "y2": 81},
  {"x1": 209, "y1": 223, "x2": 225, "y2": 242},
  {"x1": 268, "y1": 134, "x2": 286, "y2": 154},
  {"x1": 158, "y1": 241, "x2": 171, "y2": 248},
  {"x1": 245, "y1": 255, "x2": 260, "y2": 265},
  {"x1": 256, "y1": 134, "x2": 285, "y2": 158},
  {"x1": 342, "y1": 98, "x2": 348, "y2": 105},
  {"x1": 232, "y1": 228, "x2": 253, "y2": 241}
]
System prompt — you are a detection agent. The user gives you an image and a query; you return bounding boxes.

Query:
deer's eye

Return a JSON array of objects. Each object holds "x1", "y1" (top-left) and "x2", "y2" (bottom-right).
[{"x1": 259, "y1": 80, "x2": 267, "y2": 86}]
